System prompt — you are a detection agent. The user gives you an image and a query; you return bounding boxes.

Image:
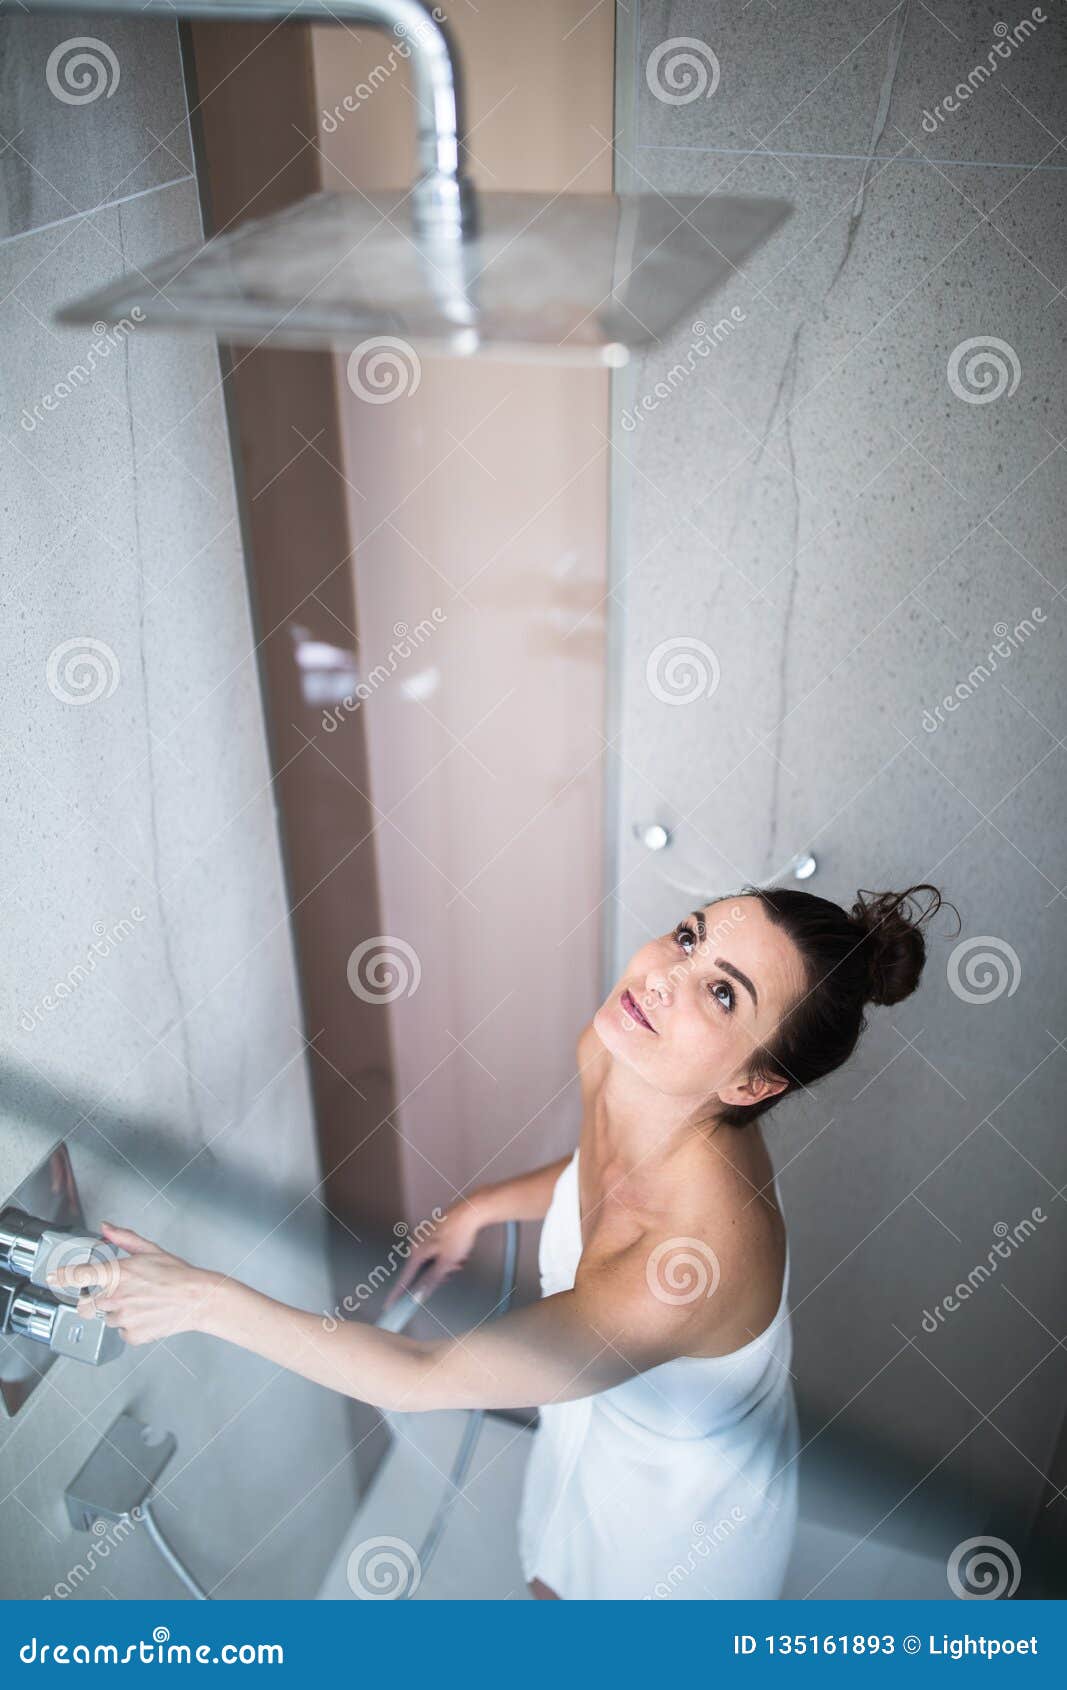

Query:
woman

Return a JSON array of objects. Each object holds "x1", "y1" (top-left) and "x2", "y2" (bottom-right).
[{"x1": 51, "y1": 880, "x2": 953, "y2": 1601}]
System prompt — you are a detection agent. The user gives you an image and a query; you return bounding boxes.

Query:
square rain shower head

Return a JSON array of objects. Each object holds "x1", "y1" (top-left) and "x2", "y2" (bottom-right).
[{"x1": 55, "y1": 187, "x2": 793, "y2": 365}]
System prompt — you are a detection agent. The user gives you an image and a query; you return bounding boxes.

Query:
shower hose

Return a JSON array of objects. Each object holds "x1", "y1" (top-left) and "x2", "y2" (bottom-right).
[{"x1": 373, "y1": 1219, "x2": 520, "y2": 1586}]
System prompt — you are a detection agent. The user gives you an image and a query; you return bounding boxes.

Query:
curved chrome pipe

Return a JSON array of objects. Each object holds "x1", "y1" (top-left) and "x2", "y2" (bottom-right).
[{"x1": 17, "y1": 0, "x2": 476, "y2": 234}]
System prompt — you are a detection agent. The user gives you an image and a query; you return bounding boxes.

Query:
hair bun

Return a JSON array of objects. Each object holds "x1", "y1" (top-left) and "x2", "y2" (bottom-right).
[{"x1": 849, "y1": 884, "x2": 947, "y2": 1007}]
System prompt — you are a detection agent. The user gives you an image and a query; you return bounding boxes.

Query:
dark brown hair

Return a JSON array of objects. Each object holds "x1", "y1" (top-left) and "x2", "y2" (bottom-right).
[{"x1": 714, "y1": 881, "x2": 960, "y2": 1129}]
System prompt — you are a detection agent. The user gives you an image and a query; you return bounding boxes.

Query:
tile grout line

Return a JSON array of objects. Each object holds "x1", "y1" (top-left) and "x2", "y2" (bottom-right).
[
  {"x1": 0, "y1": 175, "x2": 196, "y2": 251},
  {"x1": 635, "y1": 142, "x2": 1067, "y2": 172}
]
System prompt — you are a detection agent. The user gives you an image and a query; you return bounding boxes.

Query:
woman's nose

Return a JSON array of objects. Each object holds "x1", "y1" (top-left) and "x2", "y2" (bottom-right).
[{"x1": 643, "y1": 971, "x2": 671, "y2": 1004}]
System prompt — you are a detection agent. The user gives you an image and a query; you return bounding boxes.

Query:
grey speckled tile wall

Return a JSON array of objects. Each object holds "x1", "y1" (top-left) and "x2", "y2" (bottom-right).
[
  {"x1": 635, "y1": 0, "x2": 1064, "y2": 167},
  {"x1": 0, "y1": 18, "x2": 359, "y2": 1601},
  {"x1": 0, "y1": 14, "x2": 193, "y2": 239},
  {"x1": 611, "y1": 0, "x2": 1067, "y2": 1555}
]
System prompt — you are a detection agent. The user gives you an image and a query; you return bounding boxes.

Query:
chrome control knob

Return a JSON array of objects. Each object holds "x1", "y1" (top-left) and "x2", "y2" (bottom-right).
[
  {"x1": 0, "y1": 1208, "x2": 114, "y2": 1299},
  {"x1": 635, "y1": 822, "x2": 671, "y2": 852},
  {"x1": 7, "y1": 1284, "x2": 124, "y2": 1365}
]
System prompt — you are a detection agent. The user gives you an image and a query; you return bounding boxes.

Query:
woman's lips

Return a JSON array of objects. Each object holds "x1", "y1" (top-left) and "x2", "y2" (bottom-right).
[{"x1": 621, "y1": 988, "x2": 657, "y2": 1033}]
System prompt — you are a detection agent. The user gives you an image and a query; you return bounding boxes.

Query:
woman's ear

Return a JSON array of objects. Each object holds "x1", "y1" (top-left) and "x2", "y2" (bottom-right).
[{"x1": 717, "y1": 1068, "x2": 789, "y2": 1108}]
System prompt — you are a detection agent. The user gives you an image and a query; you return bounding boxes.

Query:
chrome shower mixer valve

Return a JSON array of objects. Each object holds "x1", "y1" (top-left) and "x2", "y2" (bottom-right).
[
  {"x1": 0, "y1": 1210, "x2": 124, "y2": 1367},
  {"x1": 0, "y1": 1207, "x2": 115, "y2": 1298},
  {"x1": 5, "y1": 1280, "x2": 124, "y2": 1365}
]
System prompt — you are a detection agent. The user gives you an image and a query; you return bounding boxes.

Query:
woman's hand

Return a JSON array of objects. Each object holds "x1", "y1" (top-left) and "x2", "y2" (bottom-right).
[
  {"x1": 383, "y1": 1200, "x2": 482, "y2": 1310},
  {"x1": 46, "y1": 1222, "x2": 221, "y2": 1346}
]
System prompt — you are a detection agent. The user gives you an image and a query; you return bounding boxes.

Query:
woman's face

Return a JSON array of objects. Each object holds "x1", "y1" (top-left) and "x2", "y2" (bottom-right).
[{"x1": 592, "y1": 896, "x2": 807, "y2": 1111}]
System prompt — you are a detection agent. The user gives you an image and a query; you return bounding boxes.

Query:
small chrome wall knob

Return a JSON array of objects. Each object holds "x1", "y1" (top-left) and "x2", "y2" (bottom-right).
[{"x1": 635, "y1": 822, "x2": 672, "y2": 852}]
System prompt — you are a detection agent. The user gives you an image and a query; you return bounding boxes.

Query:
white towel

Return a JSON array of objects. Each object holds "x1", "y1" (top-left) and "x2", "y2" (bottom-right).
[{"x1": 516, "y1": 1148, "x2": 800, "y2": 1599}]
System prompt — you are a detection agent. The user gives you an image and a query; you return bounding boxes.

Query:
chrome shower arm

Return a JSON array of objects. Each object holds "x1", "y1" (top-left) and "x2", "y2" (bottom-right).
[{"x1": 20, "y1": 0, "x2": 475, "y2": 233}]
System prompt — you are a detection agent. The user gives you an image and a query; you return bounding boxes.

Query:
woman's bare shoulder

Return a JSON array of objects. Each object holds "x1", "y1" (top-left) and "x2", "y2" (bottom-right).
[
  {"x1": 676, "y1": 1147, "x2": 787, "y2": 1354},
  {"x1": 580, "y1": 1138, "x2": 787, "y2": 1359}
]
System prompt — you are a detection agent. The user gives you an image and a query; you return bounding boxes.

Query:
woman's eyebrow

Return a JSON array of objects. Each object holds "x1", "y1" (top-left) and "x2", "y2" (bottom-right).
[
  {"x1": 714, "y1": 957, "x2": 758, "y2": 1011},
  {"x1": 689, "y1": 908, "x2": 759, "y2": 1010}
]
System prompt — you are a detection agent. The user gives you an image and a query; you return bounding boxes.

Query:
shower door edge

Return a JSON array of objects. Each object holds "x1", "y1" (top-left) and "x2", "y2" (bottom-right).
[{"x1": 602, "y1": 0, "x2": 640, "y2": 997}]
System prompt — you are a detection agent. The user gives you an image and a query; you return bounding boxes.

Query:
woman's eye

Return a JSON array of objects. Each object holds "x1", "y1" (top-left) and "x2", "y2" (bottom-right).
[{"x1": 676, "y1": 925, "x2": 734, "y2": 1011}]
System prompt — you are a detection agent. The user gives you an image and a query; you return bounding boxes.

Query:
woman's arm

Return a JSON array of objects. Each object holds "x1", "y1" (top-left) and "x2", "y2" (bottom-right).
[
  {"x1": 49, "y1": 1218, "x2": 719, "y2": 1414},
  {"x1": 383, "y1": 1154, "x2": 573, "y2": 1307},
  {"x1": 468, "y1": 1155, "x2": 572, "y2": 1225},
  {"x1": 194, "y1": 1262, "x2": 679, "y2": 1412}
]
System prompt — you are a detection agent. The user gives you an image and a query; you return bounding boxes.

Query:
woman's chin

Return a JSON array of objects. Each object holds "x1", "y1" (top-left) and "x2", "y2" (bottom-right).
[
  {"x1": 593, "y1": 998, "x2": 646, "y2": 1063},
  {"x1": 592, "y1": 999, "x2": 620, "y2": 1050}
]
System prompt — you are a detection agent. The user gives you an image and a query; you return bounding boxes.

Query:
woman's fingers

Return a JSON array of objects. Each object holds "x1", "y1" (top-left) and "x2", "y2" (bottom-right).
[
  {"x1": 383, "y1": 1247, "x2": 436, "y2": 1308},
  {"x1": 49, "y1": 1260, "x2": 117, "y2": 1293},
  {"x1": 412, "y1": 1258, "x2": 461, "y2": 1303},
  {"x1": 99, "y1": 1221, "x2": 158, "y2": 1254}
]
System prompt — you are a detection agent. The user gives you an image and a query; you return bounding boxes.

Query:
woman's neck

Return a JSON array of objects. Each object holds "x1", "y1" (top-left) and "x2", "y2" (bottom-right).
[
  {"x1": 590, "y1": 1059, "x2": 772, "y2": 1212},
  {"x1": 593, "y1": 1053, "x2": 727, "y2": 1172}
]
